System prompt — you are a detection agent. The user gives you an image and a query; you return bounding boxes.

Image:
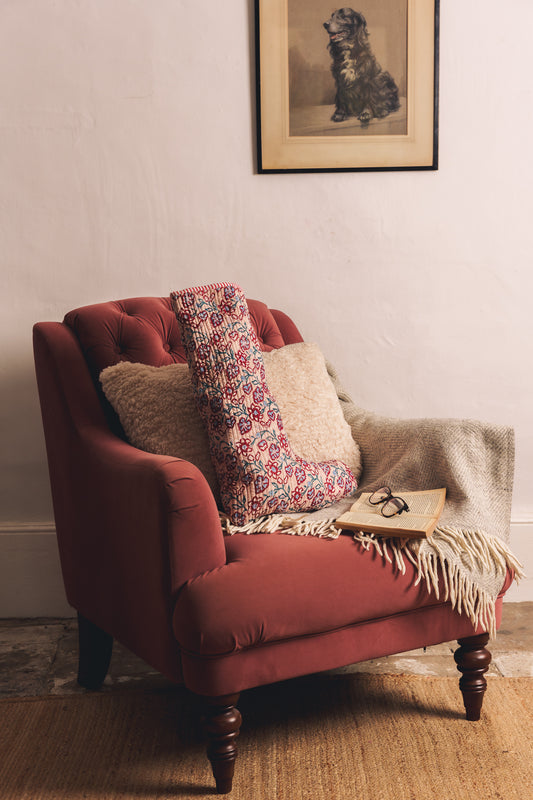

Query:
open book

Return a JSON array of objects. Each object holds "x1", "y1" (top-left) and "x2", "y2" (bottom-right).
[{"x1": 334, "y1": 488, "x2": 446, "y2": 539}]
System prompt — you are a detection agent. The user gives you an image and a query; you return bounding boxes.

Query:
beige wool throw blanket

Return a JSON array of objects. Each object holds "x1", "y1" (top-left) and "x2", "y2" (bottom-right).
[{"x1": 223, "y1": 362, "x2": 524, "y2": 637}]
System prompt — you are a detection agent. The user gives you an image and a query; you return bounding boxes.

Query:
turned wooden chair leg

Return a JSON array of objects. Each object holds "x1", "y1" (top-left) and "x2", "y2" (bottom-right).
[
  {"x1": 77, "y1": 612, "x2": 114, "y2": 690},
  {"x1": 454, "y1": 632, "x2": 492, "y2": 721},
  {"x1": 203, "y1": 693, "x2": 242, "y2": 794}
]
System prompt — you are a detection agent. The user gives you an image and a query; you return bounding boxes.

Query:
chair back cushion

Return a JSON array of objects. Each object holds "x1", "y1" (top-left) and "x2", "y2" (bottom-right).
[{"x1": 64, "y1": 296, "x2": 303, "y2": 380}]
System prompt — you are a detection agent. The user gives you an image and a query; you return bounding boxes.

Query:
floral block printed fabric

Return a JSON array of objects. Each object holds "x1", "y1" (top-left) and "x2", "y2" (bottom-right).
[{"x1": 170, "y1": 282, "x2": 357, "y2": 526}]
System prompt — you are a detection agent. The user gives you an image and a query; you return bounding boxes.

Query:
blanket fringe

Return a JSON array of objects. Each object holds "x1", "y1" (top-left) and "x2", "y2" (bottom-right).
[
  {"x1": 352, "y1": 526, "x2": 525, "y2": 638},
  {"x1": 220, "y1": 512, "x2": 342, "y2": 539}
]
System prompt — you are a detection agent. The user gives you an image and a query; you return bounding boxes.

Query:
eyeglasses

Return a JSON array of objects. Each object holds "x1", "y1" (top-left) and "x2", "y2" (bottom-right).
[{"x1": 369, "y1": 487, "x2": 410, "y2": 518}]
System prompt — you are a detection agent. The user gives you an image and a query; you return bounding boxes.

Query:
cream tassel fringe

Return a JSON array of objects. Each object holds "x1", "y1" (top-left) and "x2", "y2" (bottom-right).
[
  {"x1": 220, "y1": 512, "x2": 342, "y2": 538},
  {"x1": 351, "y1": 525, "x2": 525, "y2": 638}
]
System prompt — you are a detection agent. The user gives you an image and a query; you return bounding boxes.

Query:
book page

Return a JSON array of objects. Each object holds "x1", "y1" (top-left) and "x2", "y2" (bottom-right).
[{"x1": 337, "y1": 511, "x2": 436, "y2": 530}]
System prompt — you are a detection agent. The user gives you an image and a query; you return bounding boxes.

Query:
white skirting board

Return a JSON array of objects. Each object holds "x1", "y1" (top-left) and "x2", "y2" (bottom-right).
[
  {"x1": 0, "y1": 521, "x2": 531, "y2": 617},
  {"x1": 0, "y1": 524, "x2": 74, "y2": 617}
]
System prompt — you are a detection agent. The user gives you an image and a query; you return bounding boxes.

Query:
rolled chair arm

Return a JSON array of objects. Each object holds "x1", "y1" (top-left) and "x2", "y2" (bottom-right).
[
  {"x1": 79, "y1": 428, "x2": 227, "y2": 592},
  {"x1": 61, "y1": 429, "x2": 226, "y2": 679},
  {"x1": 34, "y1": 321, "x2": 226, "y2": 678}
]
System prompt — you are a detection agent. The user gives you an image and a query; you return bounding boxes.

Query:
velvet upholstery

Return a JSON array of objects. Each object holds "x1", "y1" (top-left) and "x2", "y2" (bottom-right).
[
  {"x1": 63, "y1": 296, "x2": 289, "y2": 375},
  {"x1": 34, "y1": 297, "x2": 295, "y2": 680},
  {"x1": 34, "y1": 296, "x2": 509, "y2": 681},
  {"x1": 33, "y1": 295, "x2": 511, "y2": 790}
]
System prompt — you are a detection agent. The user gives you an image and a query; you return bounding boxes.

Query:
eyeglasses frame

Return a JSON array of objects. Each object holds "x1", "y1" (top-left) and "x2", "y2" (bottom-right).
[{"x1": 368, "y1": 487, "x2": 410, "y2": 518}]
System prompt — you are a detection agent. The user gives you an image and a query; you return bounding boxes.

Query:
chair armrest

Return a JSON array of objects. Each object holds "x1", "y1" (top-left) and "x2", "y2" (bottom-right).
[
  {"x1": 80, "y1": 427, "x2": 226, "y2": 592},
  {"x1": 34, "y1": 321, "x2": 226, "y2": 676},
  {"x1": 34, "y1": 320, "x2": 226, "y2": 596},
  {"x1": 60, "y1": 427, "x2": 226, "y2": 678}
]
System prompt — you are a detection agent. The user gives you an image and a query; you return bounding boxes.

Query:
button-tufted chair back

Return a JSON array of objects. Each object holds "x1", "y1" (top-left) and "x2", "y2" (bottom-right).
[
  {"x1": 63, "y1": 296, "x2": 303, "y2": 381},
  {"x1": 55, "y1": 295, "x2": 305, "y2": 442}
]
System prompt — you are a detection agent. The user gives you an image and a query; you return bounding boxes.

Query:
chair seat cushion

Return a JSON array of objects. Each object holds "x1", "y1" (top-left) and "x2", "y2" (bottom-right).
[{"x1": 173, "y1": 532, "x2": 443, "y2": 657}]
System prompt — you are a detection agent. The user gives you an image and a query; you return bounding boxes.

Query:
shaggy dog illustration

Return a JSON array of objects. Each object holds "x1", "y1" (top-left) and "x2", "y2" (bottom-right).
[{"x1": 323, "y1": 8, "x2": 400, "y2": 125}]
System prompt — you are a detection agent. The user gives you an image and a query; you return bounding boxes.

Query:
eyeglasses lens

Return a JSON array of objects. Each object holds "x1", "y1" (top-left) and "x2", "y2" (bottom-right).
[
  {"x1": 370, "y1": 488, "x2": 390, "y2": 503},
  {"x1": 382, "y1": 497, "x2": 405, "y2": 517}
]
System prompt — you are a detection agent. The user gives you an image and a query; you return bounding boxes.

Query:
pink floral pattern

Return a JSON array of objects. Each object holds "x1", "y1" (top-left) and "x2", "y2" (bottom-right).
[{"x1": 171, "y1": 282, "x2": 357, "y2": 526}]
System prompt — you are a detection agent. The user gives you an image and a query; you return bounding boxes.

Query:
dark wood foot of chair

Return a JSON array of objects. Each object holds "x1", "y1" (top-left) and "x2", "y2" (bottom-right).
[
  {"x1": 454, "y1": 632, "x2": 492, "y2": 721},
  {"x1": 203, "y1": 693, "x2": 242, "y2": 794},
  {"x1": 77, "y1": 612, "x2": 113, "y2": 690}
]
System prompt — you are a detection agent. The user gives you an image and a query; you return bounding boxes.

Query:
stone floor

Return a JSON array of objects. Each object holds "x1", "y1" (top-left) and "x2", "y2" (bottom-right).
[{"x1": 1, "y1": 603, "x2": 532, "y2": 698}]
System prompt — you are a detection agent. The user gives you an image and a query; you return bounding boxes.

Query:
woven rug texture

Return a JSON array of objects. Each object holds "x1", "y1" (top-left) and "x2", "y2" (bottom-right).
[{"x1": 1, "y1": 675, "x2": 532, "y2": 800}]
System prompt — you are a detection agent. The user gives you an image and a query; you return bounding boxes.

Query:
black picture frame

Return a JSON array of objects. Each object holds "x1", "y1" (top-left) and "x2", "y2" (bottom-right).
[{"x1": 256, "y1": 0, "x2": 439, "y2": 173}]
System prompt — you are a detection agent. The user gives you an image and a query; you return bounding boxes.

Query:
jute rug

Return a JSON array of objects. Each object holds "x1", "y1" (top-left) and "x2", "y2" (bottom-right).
[{"x1": 1, "y1": 674, "x2": 532, "y2": 800}]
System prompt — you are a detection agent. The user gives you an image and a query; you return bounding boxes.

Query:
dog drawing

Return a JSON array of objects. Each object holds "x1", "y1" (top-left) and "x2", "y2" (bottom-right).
[{"x1": 323, "y1": 8, "x2": 400, "y2": 125}]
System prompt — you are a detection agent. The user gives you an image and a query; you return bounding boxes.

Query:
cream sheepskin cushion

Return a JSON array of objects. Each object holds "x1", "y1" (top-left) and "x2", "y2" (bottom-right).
[
  {"x1": 263, "y1": 343, "x2": 361, "y2": 478},
  {"x1": 100, "y1": 343, "x2": 362, "y2": 497},
  {"x1": 101, "y1": 361, "x2": 219, "y2": 494}
]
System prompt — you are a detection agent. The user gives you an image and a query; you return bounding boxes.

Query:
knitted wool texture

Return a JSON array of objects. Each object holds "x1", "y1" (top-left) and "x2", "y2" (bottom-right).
[{"x1": 171, "y1": 282, "x2": 357, "y2": 526}]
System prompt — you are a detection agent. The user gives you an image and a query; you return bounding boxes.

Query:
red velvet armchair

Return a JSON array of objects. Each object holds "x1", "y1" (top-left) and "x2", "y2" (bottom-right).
[{"x1": 33, "y1": 296, "x2": 511, "y2": 794}]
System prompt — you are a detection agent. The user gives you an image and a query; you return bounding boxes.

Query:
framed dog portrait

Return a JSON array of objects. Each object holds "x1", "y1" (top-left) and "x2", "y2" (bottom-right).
[{"x1": 255, "y1": 0, "x2": 439, "y2": 172}]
